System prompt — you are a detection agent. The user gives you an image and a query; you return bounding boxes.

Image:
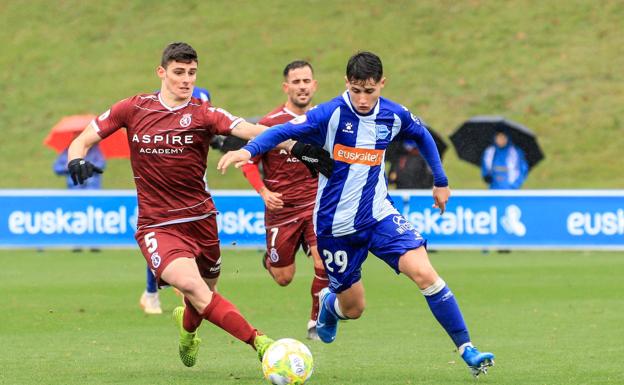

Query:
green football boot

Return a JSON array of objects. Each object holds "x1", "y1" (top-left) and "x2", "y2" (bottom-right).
[
  {"x1": 253, "y1": 334, "x2": 275, "y2": 362},
  {"x1": 172, "y1": 306, "x2": 201, "y2": 367}
]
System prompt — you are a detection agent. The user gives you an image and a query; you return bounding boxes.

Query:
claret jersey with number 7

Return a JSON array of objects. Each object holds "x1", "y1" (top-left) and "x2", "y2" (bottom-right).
[
  {"x1": 243, "y1": 91, "x2": 447, "y2": 238},
  {"x1": 93, "y1": 92, "x2": 243, "y2": 229}
]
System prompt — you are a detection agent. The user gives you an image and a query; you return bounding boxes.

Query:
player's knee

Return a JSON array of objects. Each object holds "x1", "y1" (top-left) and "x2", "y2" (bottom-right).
[
  {"x1": 343, "y1": 305, "x2": 365, "y2": 319},
  {"x1": 273, "y1": 274, "x2": 293, "y2": 287},
  {"x1": 174, "y1": 276, "x2": 205, "y2": 297},
  {"x1": 269, "y1": 267, "x2": 294, "y2": 286},
  {"x1": 410, "y1": 268, "x2": 438, "y2": 288},
  {"x1": 341, "y1": 300, "x2": 366, "y2": 319}
]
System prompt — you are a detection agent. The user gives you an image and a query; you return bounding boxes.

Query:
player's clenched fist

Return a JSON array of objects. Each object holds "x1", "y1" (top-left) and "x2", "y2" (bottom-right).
[
  {"x1": 68, "y1": 158, "x2": 104, "y2": 185},
  {"x1": 217, "y1": 149, "x2": 252, "y2": 174}
]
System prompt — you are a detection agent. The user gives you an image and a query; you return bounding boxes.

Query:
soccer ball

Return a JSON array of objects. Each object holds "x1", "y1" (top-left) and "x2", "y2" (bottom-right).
[{"x1": 262, "y1": 338, "x2": 314, "y2": 385}]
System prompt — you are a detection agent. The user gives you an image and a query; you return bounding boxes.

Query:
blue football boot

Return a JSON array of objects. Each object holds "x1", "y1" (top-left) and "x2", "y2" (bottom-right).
[
  {"x1": 316, "y1": 287, "x2": 338, "y2": 343},
  {"x1": 461, "y1": 346, "x2": 495, "y2": 377}
]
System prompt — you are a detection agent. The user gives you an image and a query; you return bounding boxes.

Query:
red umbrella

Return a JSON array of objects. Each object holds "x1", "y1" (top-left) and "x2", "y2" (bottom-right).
[{"x1": 44, "y1": 114, "x2": 130, "y2": 159}]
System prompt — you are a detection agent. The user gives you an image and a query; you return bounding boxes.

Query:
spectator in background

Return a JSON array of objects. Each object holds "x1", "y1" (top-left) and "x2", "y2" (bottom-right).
[
  {"x1": 53, "y1": 144, "x2": 105, "y2": 189},
  {"x1": 481, "y1": 130, "x2": 528, "y2": 189},
  {"x1": 54, "y1": 143, "x2": 105, "y2": 253},
  {"x1": 193, "y1": 86, "x2": 211, "y2": 103},
  {"x1": 387, "y1": 140, "x2": 433, "y2": 189},
  {"x1": 141, "y1": 85, "x2": 211, "y2": 315}
]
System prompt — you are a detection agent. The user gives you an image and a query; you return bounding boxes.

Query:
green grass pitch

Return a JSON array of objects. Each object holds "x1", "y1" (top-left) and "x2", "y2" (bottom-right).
[{"x1": 1, "y1": 248, "x2": 623, "y2": 384}]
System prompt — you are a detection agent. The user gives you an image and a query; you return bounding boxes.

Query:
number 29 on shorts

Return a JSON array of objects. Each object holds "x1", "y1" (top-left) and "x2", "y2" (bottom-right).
[{"x1": 322, "y1": 249, "x2": 348, "y2": 273}]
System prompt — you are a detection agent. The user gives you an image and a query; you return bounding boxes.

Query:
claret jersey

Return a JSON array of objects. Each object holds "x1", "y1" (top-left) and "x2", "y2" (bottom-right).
[
  {"x1": 93, "y1": 92, "x2": 243, "y2": 228},
  {"x1": 252, "y1": 105, "x2": 317, "y2": 208},
  {"x1": 244, "y1": 91, "x2": 447, "y2": 237}
]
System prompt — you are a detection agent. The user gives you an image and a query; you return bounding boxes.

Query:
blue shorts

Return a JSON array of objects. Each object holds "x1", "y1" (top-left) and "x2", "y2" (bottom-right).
[{"x1": 317, "y1": 214, "x2": 427, "y2": 293}]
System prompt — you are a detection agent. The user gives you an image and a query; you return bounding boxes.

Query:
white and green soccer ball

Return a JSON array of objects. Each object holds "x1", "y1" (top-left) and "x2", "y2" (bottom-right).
[{"x1": 262, "y1": 338, "x2": 314, "y2": 385}]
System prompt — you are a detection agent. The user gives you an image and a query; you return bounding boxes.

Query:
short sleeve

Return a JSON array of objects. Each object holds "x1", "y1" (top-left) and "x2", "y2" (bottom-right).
[
  {"x1": 201, "y1": 105, "x2": 244, "y2": 136},
  {"x1": 92, "y1": 96, "x2": 135, "y2": 139}
]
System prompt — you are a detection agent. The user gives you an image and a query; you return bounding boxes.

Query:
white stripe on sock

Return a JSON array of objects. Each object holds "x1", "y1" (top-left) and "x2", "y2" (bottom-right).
[
  {"x1": 333, "y1": 298, "x2": 346, "y2": 319},
  {"x1": 458, "y1": 342, "x2": 473, "y2": 355},
  {"x1": 420, "y1": 278, "x2": 446, "y2": 296}
]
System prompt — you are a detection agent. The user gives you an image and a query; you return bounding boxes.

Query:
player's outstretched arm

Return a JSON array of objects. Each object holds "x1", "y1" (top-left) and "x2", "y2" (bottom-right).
[
  {"x1": 217, "y1": 149, "x2": 252, "y2": 174},
  {"x1": 230, "y1": 121, "x2": 268, "y2": 141}
]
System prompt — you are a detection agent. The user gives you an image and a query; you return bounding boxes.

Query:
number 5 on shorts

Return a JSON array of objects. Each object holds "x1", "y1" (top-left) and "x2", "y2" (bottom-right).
[
  {"x1": 145, "y1": 232, "x2": 158, "y2": 253},
  {"x1": 322, "y1": 249, "x2": 348, "y2": 273}
]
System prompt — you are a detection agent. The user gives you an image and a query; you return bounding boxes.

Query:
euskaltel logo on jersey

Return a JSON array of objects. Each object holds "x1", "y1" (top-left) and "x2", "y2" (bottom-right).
[{"x1": 333, "y1": 144, "x2": 383, "y2": 166}]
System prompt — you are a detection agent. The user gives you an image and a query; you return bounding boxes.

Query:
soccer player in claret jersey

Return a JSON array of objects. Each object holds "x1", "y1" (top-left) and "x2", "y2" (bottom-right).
[
  {"x1": 218, "y1": 51, "x2": 495, "y2": 378},
  {"x1": 66, "y1": 42, "x2": 277, "y2": 369},
  {"x1": 241, "y1": 61, "x2": 328, "y2": 340}
]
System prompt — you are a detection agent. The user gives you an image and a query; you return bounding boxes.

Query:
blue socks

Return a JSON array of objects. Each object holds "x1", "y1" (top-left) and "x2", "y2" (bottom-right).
[
  {"x1": 422, "y1": 278, "x2": 470, "y2": 348},
  {"x1": 146, "y1": 265, "x2": 158, "y2": 293},
  {"x1": 323, "y1": 292, "x2": 348, "y2": 320}
]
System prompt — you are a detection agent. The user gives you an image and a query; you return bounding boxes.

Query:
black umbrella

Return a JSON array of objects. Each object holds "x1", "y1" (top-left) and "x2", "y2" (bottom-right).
[
  {"x1": 386, "y1": 126, "x2": 448, "y2": 163},
  {"x1": 450, "y1": 116, "x2": 544, "y2": 169}
]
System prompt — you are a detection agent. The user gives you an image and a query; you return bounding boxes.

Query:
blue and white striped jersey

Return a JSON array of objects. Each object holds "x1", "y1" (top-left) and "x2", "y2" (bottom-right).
[{"x1": 244, "y1": 91, "x2": 447, "y2": 237}]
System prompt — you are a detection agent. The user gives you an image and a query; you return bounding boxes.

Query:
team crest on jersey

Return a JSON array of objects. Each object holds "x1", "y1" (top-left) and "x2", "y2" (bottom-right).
[
  {"x1": 179, "y1": 113, "x2": 192, "y2": 127},
  {"x1": 98, "y1": 109, "x2": 111, "y2": 121},
  {"x1": 375, "y1": 124, "x2": 390, "y2": 140},
  {"x1": 150, "y1": 252, "x2": 161, "y2": 268},
  {"x1": 269, "y1": 248, "x2": 279, "y2": 263},
  {"x1": 342, "y1": 122, "x2": 354, "y2": 134},
  {"x1": 290, "y1": 115, "x2": 307, "y2": 125}
]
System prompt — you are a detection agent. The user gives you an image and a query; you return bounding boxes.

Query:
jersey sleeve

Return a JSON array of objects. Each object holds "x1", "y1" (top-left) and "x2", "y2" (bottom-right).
[
  {"x1": 202, "y1": 105, "x2": 245, "y2": 136},
  {"x1": 92, "y1": 97, "x2": 135, "y2": 139},
  {"x1": 243, "y1": 101, "x2": 333, "y2": 157},
  {"x1": 241, "y1": 156, "x2": 265, "y2": 192},
  {"x1": 395, "y1": 108, "x2": 448, "y2": 187}
]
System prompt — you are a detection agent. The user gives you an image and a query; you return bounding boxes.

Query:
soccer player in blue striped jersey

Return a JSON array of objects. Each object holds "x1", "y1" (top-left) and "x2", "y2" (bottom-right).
[{"x1": 218, "y1": 52, "x2": 494, "y2": 377}]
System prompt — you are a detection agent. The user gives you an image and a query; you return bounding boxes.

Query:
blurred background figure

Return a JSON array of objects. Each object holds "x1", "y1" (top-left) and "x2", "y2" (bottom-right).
[
  {"x1": 140, "y1": 267, "x2": 162, "y2": 315},
  {"x1": 387, "y1": 140, "x2": 433, "y2": 189},
  {"x1": 141, "y1": 85, "x2": 211, "y2": 315},
  {"x1": 450, "y1": 116, "x2": 544, "y2": 190},
  {"x1": 53, "y1": 143, "x2": 105, "y2": 189},
  {"x1": 386, "y1": 125, "x2": 447, "y2": 190},
  {"x1": 193, "y1": 86, "x2": 211, "y2": 103},
  {"x1": 45, "y1": 115, "x2": 124, "y2": 253},
  {"x1": 481, "y1": 129, "x2": 528, "y2": 190}
]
